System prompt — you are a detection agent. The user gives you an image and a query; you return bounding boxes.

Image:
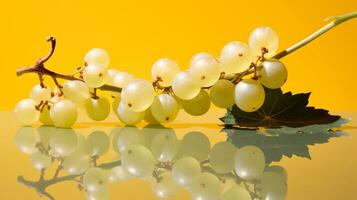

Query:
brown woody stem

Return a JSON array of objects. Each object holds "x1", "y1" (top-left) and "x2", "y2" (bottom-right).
[{"x1": 16, "y1": 37, "x2": 122, "y2": 93}]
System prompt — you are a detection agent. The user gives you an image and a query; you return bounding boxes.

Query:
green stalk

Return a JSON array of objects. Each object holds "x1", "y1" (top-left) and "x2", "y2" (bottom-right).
[{"x1": 274, "y1": 11, "x2": 357, "y2": 59}]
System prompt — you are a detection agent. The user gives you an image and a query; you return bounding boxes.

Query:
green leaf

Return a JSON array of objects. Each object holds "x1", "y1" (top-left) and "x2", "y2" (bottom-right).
[
  {"x1": 220, "y1": 87, "x2": 341, "y2": 128},
  {"x1": 220, "y1": 108, "x2": 236, "y2": 126}
]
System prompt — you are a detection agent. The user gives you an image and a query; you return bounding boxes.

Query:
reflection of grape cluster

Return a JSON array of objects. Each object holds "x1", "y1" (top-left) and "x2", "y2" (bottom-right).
[
  {"x1": 16, "y1": 126, "x2": 288, "y2": 200},
  {"x1": 14, "y1": 27, "x2": 288, "y2": 128}
]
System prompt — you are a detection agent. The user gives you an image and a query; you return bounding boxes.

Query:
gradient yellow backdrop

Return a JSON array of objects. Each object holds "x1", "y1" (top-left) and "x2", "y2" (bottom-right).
[{"x1": 1, "y1": 0, "x2": 356, "y2": 112}]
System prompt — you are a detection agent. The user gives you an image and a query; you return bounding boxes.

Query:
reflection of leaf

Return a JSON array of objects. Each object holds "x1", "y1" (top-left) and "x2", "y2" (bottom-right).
[
  {"x1": 224, "y1": 123, "x2": 348, "y2": 163},
  {"x1": 220, "y1": 87, "x2": 341, "y2": 128},
  {"x1": 266, "y1": 118, "x2": 350, "y2": 135}
]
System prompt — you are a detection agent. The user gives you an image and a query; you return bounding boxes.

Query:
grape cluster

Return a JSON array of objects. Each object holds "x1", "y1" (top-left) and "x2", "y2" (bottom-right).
[
  {"x1": 16, "y1": 126, "x2": 288, "y2": 200},
  {"x1": 14, "y1": 26, "x2": 288, "y2": 128}
]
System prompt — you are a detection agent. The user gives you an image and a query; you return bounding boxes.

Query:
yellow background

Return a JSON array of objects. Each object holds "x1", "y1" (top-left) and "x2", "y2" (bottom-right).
[
  {"x1": 0, "y1": 0, "x2": 356, "y2": 112},
  {"x1": 1, "y1": 2, "x2": 357, "y2": 199}
]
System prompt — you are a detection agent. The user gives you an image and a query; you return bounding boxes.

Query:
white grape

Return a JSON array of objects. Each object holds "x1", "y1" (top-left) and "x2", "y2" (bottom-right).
[
  {"x1": 39, "y1": 105, "x2": 53, "y2": 126},
  {"x1": 259, "y1": 170, "x2": 287, "y2": 191},
  {"x1": 121, "y1": 79, "x2": 155, "y2": 112},
  {"x1": 83, "y1": 64, "x2": 108, "y2": 88},
  {"x1": 221, "y1": 178, "x2": 238, "y2": 194},
  {"x1": 85, "y1": 96, "x2": 110, "y2": 121},
  {"x1": 121, "y1": 144, "x2": 155, "y2": 177},
  {"x1": 37, "y1": 126, "x2": 56, "y2": 149},
  {"x1": 172, "y1": 140, "x2": 184, "y2": 161},
  {"x1": 172, "y1": 156, "x2": 201, "y2": 186},
  {"x1": 112, "y1": 94, "x2": 121, "y2": 114},
  {"x1": 116, "y1": 126, "x2": 145, "y2": 152},
  {"x1": 49, "y1": 93, "x2": 64, "y2": 107},
  {"x1": 49, "y1": 128, "x2": 78, "y2": 157},
  {"x1": 87, "y1": 131, "x2": 110, "y2": 156},
  {"x1": 63, "y1": 152, "x2": 91, "y2": 175},
  {"x1": 235, "y1": 145, "x2": 266, "y2": 180},
  {"x1": 209, "y1": 142, "x2": 237, "y2": 174},
  {"x1": 265, "y1": 165, "x2": 288, "y2": 182},
  {"x1": 116, "y1": 101, "x2": 145, "y2": 125},
  {"x1": 50, "y1": 99, "x2": 78, "y2": 128},
  {"x1": 220, "y1": 41, "x2": 253, "y2": 74},
  {"x1": 188, "y1": 172, "x2": 221, "y2": 200},
  {"x1": 190, "y1": 52, "x2": 213, "y2": 65},
  {"x1": 75, "y1": 134, "x2": 94, "y2": 156},
  {"x1": 150, "y1": 94, "x2": 180, "y2": 123},
  {"x1": 111, "y1": 71, "x2": 134, "y2": 88},
  {"x1": 144, "y1": 108, "x2": 160, "y2": 124},
  {"x1": 151, "y1": 58, "x2": 180, "y2": 87},
  {"x1": 152, "y1": 171, "x2": 179, "y2": 199},
  {"x1": 258, "y1": 59, "x2": 288, "y2": 89},
  {"x1": 234, "y1": 79, "x2": 265, "y2": 112},
  {"x1": 15, "y1": 127, "x2": 40, "y2": 154},
  {"x1": 110, "y1": 127, "x2": 122, "y2": 154},
  {"x1": 261, "y1": 188, "x2": 287, "y2": 200},
  {"x1": 141, "y1": 124, "x2": 168, "y2": 148},
  {"x1": 150, "y1": 129, "x2": 179, "y2": 162},
  {"x1": 106, "y1": 68, "x2": 119, "y2": 85},
  {"x1": 181, "y1": 90, "x2": 211, "y2": 116},
  {"x1": 210, "y1": 79, "x2": 235, "y2": 108},
  {"x1": 172, "y1": 71, "x2": 200, "y2": 100},
  {"x1": 84, "y1": 48, "x2": 110, "y2": 68},
  {"x1": 86, "y1": 187, "x2": 109, "y2": 200},
  {"x1": 30, "y1": 84, "x2": 52, "y2": 103},
  {"x1": 259, "y1": 170, "x2": 287, "y2": 200},
  {"x1": 14, "y1": 98, "x2": 40, "y2": 126},
  {"x1": 182, "y1": 132, "x2": 211, "y2": 161},
  {"x1": 221, "y1": 185, "x2": 251, "y2": 200},
  {"x1": 52, "y1": 86, "x2": 64, "y2": 100},
  {"x1": 62, "y1": 135, "x2": 92, "y2": 175},
  {"x1": 249, "y1": 26, "x2": 279, "y2": 57},
  {"x1": 109, "y1": 166, "x2": 132, "y2": 182},
  {"x1": 31, "y1": 151, "x2": 52, "y2": 170},
  {"x1": 107, "y1": 68, "x2": 120, "y2": 77},
  {"x1": 63, "y1": 80, "x2": 90, "y2": 106},
  {"x1": 83, "y1": 167, "x2": 109, "y2": 192},
  {"x1": 173, "y1": 95, "x2": 183, "y2": 110},
  {"x1": 189, "y1": 52, "x2": 221, "y2": 87}
]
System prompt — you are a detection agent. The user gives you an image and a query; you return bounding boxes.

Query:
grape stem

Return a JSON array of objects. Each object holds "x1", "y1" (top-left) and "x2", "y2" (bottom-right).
[
  {"x1": 17, "y1": 160, "x2": 121, "y2": 200},
  {"x1": 273, "y1": 11, "x2": 357, "y2": 59},
  {"x1": 52, "y1": 159, "x2": 63, "y2": 179},
  {"x1": 16, "y1": 37, "x2": 122, "y2": 93},
  {"x1": 16, "y1": 11, "x2": 356, "y2": 94}
]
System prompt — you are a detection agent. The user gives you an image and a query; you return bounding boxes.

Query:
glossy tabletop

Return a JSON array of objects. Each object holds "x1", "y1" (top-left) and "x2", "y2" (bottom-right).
[{"x1": 0, "y1": 110, "x2": 356, "y2": 200}]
